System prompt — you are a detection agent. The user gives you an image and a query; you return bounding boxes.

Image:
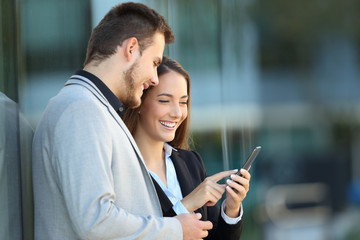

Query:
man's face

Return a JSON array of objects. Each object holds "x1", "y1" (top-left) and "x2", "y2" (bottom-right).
[{"x1": 122, "y1": 32, "x2": 165, "y2": 108}]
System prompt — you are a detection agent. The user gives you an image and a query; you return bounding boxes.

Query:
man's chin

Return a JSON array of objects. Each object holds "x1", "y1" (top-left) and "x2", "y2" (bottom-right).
[
  {"x1": 126, "y1": 99, "x2": 141, "y2": 109},
  {"x1": 129, "y1": 103, "x2": 141, "y2": 109}
]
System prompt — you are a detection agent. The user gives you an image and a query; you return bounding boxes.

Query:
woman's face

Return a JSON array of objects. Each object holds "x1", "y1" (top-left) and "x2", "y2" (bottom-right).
[{"x1": 137, "y1": 70, "x2": 188, "y2": 143}]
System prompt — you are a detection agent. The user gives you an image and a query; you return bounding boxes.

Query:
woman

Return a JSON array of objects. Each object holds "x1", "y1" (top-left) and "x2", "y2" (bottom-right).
[{"x1": 123, "y1": 57, "x2": 250, "y2": 239}]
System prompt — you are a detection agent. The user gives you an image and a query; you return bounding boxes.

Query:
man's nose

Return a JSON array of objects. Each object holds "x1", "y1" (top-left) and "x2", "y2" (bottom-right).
[{"x1": 150, "y1": 70, "x2": 159, "y2": 86}]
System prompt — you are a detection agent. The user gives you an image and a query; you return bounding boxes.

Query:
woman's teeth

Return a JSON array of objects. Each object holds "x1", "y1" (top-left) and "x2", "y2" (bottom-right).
[{"x1": 160, "y1": 121, "x2": 176, "y2": 128}]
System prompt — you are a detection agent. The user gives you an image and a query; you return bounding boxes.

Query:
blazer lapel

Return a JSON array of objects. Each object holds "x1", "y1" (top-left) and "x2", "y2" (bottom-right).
[
  {"x1": 170, "y1": 150, "x2": 196, "y2": 198},
  {"x1": 150, "y1": 176, "x2": 176, "y2": 217},
  {"x1": 65, "y1": 76, "x2": 146, "y2": 167},
  {"x1": 170, "y1": 150, "x2": 207, "y2": 219},
  {"x1": 149, "y1": 150, "x2": 197, "y2": 217}
]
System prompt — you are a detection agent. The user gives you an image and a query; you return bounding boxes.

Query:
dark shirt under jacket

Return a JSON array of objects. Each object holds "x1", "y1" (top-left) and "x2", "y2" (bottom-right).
[
  {"x1": 152, "y1": 149, "x2": 243, "y2": 240},
  {"x1": 73, "y1": 70, "x2": 125, "y2": 117}
]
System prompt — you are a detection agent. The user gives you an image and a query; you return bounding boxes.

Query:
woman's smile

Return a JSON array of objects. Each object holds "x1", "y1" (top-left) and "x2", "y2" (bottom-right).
[{"x1": 159, "y1": 120, "x2": 176, "y2": 129}]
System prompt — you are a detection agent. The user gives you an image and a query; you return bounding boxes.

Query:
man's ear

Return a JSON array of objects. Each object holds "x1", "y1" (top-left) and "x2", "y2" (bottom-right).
[{"x1": 124, "y1": 37, "x2": 139, "y2": 62}]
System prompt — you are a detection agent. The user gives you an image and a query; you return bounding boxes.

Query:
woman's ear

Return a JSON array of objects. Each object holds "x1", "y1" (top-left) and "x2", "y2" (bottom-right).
[{"x1": 124, "y1": 37, "x2": 139, "y2": 62}]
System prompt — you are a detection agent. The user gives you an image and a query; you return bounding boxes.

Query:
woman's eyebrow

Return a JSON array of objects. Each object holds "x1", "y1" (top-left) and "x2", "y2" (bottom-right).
[
  {"x1": 157, "y1": 93, "x2": 188, "y2": 98},
  {"x1": 157, "y1": 93, "x2": 172, "y2": 97}
]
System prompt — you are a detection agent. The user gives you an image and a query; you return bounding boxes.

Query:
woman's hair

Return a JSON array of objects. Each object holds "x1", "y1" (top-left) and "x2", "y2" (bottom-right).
[
  {"x1": 123, "y1": 56, "x2": 192, "y2": 149},
  {"x1": 84, "y1": 2, "x2": 174, "y2": 66}
]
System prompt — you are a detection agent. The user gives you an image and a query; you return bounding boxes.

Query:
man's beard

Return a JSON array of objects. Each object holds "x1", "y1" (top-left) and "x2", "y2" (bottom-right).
[{"x1": 122, "y1": 62, "x2": 141, "y2": 109}]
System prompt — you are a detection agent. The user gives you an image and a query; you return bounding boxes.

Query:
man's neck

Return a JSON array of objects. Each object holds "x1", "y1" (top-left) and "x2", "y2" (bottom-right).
[{"x1": 84, "y1": 61, "x2": 122, "y2": 99}]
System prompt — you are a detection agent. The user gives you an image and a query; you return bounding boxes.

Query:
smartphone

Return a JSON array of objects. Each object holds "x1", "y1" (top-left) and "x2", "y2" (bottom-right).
[{"x1": 236, "y1": 146, "x2": 261, "y2": 176}]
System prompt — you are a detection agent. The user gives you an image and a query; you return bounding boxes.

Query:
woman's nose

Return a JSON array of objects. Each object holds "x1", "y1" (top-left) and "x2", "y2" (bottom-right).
[{"x1": 170, "y1": 104, "x2": 182, "y2": 118}]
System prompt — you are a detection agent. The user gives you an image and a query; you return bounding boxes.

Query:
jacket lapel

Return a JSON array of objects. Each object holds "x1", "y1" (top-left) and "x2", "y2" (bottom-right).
[
  {"x1": 150, "y1": 176, "x2": 176, "y2": 217},
  {"x1": 170, "y1": 150, "x2": 207, "y2": 219},
  {"x1": 170, "y1": 150, "x2": 196, "y2": 198},
  {"x1": 152, "y1": 150, "x2": 198, "y2": 217},
  {"x1": 65, "y1": 76, "x2": 146, "y2": 167}
]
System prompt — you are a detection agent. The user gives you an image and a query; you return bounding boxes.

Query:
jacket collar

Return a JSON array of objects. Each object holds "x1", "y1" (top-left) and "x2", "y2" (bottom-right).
[
  {"x1": 64, "y1": 76, "x2": 146, "y2": 167},
  {"x1": 170, "y1": 150, "x2": 196, "y2": 198}
]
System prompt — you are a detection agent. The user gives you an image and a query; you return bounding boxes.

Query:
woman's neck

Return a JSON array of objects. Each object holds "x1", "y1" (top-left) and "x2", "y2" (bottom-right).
[{"x1": 133, "y1": 132, "x2": 168, "y2": 186}]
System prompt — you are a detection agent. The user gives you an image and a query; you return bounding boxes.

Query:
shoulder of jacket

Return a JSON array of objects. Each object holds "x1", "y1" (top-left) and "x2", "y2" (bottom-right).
[{"x1": 175, "y1": 148, "x2": 203, "y2": 165}]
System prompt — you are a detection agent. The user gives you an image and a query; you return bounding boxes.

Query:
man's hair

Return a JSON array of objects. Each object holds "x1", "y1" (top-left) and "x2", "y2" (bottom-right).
[
  {"x1": 123, "y1": 56, "x2": 192, "y2": 150},
  {"x1": 84, "y1": 2, "x2": 175, "y2": 66}
]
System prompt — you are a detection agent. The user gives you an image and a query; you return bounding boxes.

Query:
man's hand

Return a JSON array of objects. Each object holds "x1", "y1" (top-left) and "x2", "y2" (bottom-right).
[
  {"x1": 181, "y1": 170, "x2": 238, "y2": 212},
  {"x1": 175, "y1": 213, "x2": 213, "y2": 240}
]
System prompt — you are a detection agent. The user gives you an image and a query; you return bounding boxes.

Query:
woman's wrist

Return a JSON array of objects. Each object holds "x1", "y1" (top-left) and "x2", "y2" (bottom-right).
[
  {"x1": 225, "y1": 204, "x2": 241, "y2": 218},
  {"x1": 181, "y1": 198, "x2": 193, "y2": 213}
]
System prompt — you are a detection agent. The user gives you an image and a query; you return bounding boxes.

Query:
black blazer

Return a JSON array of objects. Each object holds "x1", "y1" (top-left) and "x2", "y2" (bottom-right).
[{"x1": 152, "y1": 148, "x2": 243, "y2": 240}]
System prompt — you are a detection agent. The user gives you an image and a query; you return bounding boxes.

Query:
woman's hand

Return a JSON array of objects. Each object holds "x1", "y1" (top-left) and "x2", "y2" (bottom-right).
[
  {"x1": 224, "y1": 169, "x2": 251, "y2": 218},
  {"x1": 181, "y1": 170, "x2": 238, "y2": 213}
]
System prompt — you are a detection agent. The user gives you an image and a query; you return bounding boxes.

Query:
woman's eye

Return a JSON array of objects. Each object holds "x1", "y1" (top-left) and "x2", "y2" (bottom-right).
[
  {"x1": 158, "y1": 100, "x2": 169, "y2": 103},
  {"x1": 180, "y1": 101, "x2": 188, "y2": 105}
]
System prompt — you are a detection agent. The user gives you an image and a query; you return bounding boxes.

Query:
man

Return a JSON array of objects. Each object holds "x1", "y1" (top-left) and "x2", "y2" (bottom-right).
[{"x1": 32, "y1": 2, "x2": 212, "y2": 239}]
